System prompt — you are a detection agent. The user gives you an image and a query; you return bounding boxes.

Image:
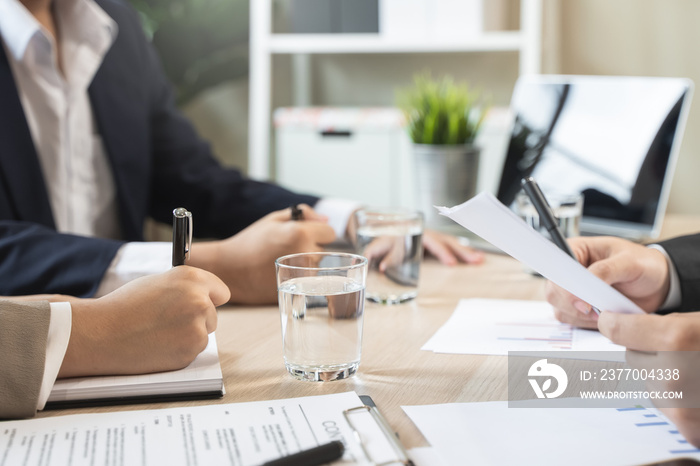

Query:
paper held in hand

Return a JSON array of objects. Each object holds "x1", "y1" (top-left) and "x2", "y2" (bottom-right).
[{"x1": 437, "y1": 192, "x2": 643, "y2": 314}]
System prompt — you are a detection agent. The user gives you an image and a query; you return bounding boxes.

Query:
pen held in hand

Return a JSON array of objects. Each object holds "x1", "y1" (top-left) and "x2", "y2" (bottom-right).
[
  {"x1": 291, "y1": 204, "x2": 304, "y2": 221},
  {"x1": 172, "y1": 207, "x2": 192, "y2": 267},
  {"x1": 520, "y1": 178, "x2": 600, "y2": 315}
]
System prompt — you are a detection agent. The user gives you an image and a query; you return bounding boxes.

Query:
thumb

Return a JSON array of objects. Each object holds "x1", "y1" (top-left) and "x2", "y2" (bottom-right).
[
  {"x1": 598, "y1": 311, "x2": 667, "y2": 351},
  {"x1": 587, "y1": 256, "x2": 637, "y2": 287}
]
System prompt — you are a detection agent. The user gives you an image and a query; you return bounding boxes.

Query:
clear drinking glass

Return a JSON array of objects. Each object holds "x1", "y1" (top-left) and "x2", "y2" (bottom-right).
[
  {"x1": 514, "y1": 190, "x2": 584, "y2": 239},
  {"x1": 354, "y1": 208, "x2": 424, "y2": 304},
  {"x1": 275, "y1": 252, "x2": 368, "y2": 382}
]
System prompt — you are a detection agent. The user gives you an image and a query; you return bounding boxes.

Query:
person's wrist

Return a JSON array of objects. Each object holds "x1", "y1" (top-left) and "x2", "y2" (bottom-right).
[{"x1": 58, "y1": 299, "x2": 105, "y2": 378}]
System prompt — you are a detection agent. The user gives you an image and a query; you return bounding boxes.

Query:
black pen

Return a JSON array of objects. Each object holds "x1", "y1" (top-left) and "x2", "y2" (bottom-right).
[
  {"x1": 521, "y1": 177, "x2": 575, "y2": 258},
  {"x1": 291, "y1": 204, "x2": 304, "y2": 221},
  {"x1": 172, "y1": 207, "x2": 192, "y2": 267},
  {"x1": 521, "y1": 178, "x2": 600, "y2": 315},
  {"x1": 262, "y1": 440, "x2": 344, "y2": 466}
]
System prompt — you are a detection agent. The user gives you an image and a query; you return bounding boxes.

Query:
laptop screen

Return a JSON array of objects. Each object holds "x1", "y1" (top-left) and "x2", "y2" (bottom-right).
[{"x1": 496, "y1": 75, "x2": 693, "y2": 240}]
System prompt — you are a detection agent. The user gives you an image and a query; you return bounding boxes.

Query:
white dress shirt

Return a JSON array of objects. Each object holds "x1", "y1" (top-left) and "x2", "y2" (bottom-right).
[{"x1": 0, "y1": 0, "x2": 119, "y2": 239}]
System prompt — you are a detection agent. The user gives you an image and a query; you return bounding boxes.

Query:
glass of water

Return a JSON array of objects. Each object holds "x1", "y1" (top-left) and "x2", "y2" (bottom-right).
[
  {"x1": 275, "y1": 252, "x2": 367, "y2": 382},
  {"x1": 514, "y1": 190, "x2": 584, "y2": 239},
  {"x1": 354, "y1": 208, "x2": 424, "y2": 304}
]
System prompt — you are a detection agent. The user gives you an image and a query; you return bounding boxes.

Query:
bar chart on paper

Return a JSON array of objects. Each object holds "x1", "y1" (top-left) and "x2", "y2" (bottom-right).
[
  {"x1": 402, "y1": 400, "x2": 700, "y2": 465},
  {"x1": 421, "y1": 299, "x2": 624, "y2": 357},
  {"x1": 618, "y1": 406, "x2": 700, "y2": 456}
]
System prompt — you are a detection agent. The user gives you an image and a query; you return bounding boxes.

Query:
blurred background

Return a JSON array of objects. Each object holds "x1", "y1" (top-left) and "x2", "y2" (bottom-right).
[{"x1": 129, "y1": 0, "x2": 700, "y2": 216}]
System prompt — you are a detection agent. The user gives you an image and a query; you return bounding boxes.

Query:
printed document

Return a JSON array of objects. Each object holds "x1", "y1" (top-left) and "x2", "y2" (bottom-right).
[
  {"x1": 422, "y1": 299, "x2": 624, "y2": 357},
  {"x1": 437, "y1": 193, "x2": 644, "y2": 314},
  {"x1": 0, "y1": 392, "x2": 398, "y2": 466},
  {"x1": 403, "y1": 400, "x2": 700, "y2": 465}
]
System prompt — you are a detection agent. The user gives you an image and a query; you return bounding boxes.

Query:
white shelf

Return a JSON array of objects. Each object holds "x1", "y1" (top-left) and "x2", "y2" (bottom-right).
[
  {"x1": 268, "y1": 31, "x2": 525, "y2": 54},
  {"x1": 248, "y1": 0, "x2": 542, "y2": 180}
]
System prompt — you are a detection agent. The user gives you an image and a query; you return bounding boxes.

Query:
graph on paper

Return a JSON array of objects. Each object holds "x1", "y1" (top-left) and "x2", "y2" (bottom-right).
[
  {"x1": 403, "y1": 399, "x2": 700, "y2": 465},
  {"x1": 421, "y1": 299, "x2": 624, "y2": 356}
]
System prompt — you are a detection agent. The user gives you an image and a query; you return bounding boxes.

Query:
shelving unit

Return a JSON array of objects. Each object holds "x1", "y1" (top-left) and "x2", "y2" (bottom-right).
[{"x1": 248, "y1": 0, "x2": 542, "y2": 180}]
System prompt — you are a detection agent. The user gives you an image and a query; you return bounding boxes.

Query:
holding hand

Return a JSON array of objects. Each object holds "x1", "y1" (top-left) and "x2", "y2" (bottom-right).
[
  {"x1": 602, "y1": 312, "x2": 700, "y2": 447},
  {"x1": 545, "y1": 236, "x2": 670, "y2": 328},
  {"x1": 59, "y1": 266, "x2": 230, "y2": 378},
  {"x1": 191, "y1": 205, "x2": 336, "y2": 304}
]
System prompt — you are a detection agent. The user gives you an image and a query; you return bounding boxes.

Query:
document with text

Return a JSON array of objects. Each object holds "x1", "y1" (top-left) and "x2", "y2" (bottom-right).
[
  {"x1": 437, "y1": 192, "x2": 644, "y2": 314},
  {"x1": 0, "y1": 392, "x2": 401, "y2": 466}
]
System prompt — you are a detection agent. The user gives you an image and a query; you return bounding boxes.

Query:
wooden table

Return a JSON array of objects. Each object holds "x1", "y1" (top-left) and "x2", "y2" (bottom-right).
[{"x1": 38, "y1": 214, "x2": 700, "y2": 449}]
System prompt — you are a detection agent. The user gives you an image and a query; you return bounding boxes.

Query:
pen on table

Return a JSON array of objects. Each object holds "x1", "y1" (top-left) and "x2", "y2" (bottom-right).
[
  {"x1": 262, "y1": 440, "x2": 345, "y2": 466},
  {"x1": 291, "y1": 204, "x2": 304, "y2": 221},
  {"x1": 172, "y1": 207, "x2": 192, "y2": 267},
  {"x1": 520, "y1": 177, "x2": 600, "y2": 315}
]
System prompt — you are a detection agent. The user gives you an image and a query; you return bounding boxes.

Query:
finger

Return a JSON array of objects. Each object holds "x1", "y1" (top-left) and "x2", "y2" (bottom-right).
[
  {"x1": 545, "y1": 281, "x2": 593, "y2": 319},
  {"x1": 423, "y1": 234, "x2": 458, "y2": 266},
  {"x1": 297, "y1": 204, "x2": 328, "y2": 222},
  {"x1": 296, "y1": 221, "x2": 337, "y2": 244},
  {"x1": 447, "y1": 240, "x2": 485, "y2": 264},
  {"x1": 587, "y1": 254, "x2": 641, "y2": 287},
  {"x1": 552, "y1": 304, "x2": 599, "y2": 328},
  {"x1": 193, "y1": 267, "x2": 231, "y2": 307},
  {"x1": 598, "y1": 312, "x2": 668, "y2": 351}
]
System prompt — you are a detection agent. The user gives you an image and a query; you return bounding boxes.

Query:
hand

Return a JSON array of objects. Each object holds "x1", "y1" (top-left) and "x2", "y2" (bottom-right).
[
  {"x1": 191, "y1": 205, "x2": 336, "y2": 304},
  {"x1": 598, "y1": 311, "x2": 700, "y2": 352},
  {"x1": 59, "y1": 266, "x2": 230, "y2": 378},
  {"x1": 362, "y1": 235, "x2": 408, "y2": 273},
  {"x1": 611, "y1": 315, "x2": 700, "y2": 447},
  {"x1": 422, "y1": 229, "x2": 485, "y2": 265},
  {"x1": 545, "y1": 236, "x2": 669, "y2": 328}
]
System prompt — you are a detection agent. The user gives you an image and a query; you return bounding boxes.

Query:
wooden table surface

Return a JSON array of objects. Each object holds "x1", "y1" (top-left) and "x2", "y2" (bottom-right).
[{"x1": 37, "y1": 214, "x2": 700, "y2": 449}]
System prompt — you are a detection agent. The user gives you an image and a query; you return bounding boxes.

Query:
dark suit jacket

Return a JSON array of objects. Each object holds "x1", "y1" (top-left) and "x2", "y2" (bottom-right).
[
  {"x1": 0, "y1": 0, "x2": 316, "y2": 297},
  {"x1": 659, "y1": 234, "x2": 700, "y2": 313}
]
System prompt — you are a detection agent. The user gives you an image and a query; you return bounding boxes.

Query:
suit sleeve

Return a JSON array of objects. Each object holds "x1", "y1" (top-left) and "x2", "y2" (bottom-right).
[
  {"x1": 0, "y1": 300, "x2": 50, "y2": 419},
  {"x1": 130, "y1": 4, "x2": 319, "y2": 238},
  {"x1": 0, "y1": 222, "x2": 123, "y2": 297},
  {"x1": 658, "y1": 233, "x2": 700, "y2": 312}
]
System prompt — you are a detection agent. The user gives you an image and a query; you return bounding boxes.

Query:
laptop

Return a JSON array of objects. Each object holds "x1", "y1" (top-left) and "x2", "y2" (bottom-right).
[{"x1": 496, "y1": 75, "x2": 693, "y2": 241}]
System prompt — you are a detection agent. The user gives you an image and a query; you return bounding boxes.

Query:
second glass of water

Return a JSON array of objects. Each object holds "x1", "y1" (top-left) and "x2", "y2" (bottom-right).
[
  {"x1": 354, "y1": 208, "x2": 424, "y2": 304},
  {"x1": 275, "y1": 252, "x2": 367, "y2": 382}
]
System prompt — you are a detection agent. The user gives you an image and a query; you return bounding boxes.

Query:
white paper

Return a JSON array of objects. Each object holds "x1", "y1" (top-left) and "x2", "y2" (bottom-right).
[
  {"x1": 48, "y1": 333, "x2": 223, "y2": 403},
  {"x1": 438, "y1": 193, "x2": 644, "y2": 314},
  {"x1": 0, "y1": 392, "x2": 401, "y2": 465},
  {"x1": 422, "y1": 299, "x2": 625, "y2": 358},
  {"x1": 403, "y1": 400, "x2": 700, "y2": 466}
]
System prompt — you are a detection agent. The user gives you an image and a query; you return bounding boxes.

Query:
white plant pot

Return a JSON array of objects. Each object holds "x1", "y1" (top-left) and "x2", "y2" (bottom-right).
[{"x1": 413, "y1": 144, "x2": 480, "y2": 229}]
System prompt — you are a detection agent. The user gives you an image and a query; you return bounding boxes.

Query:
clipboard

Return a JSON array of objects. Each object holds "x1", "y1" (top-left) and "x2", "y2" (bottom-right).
[{"x1": 343, "y1": 395, "x2": 415, "y2": 466}]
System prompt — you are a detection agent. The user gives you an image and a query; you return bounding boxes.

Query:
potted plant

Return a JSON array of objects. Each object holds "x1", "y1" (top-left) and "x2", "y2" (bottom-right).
[{"x1": 398, "y1": 73, "x2": 487, "y2": 228}]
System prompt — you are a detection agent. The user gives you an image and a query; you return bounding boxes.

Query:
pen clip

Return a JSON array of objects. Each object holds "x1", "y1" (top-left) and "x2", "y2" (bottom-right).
[{"x1": 185, "y1": 211, "x2": 193, "y2": 261}]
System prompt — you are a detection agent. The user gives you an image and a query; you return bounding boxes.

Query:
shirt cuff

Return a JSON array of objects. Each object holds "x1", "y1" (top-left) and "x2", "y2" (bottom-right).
[
  {"x1": 37, "y1": 302, "x2": 72, "y2": 411},
  {"x1": 313, "y1": 198, "x2": 363, "y2": 241},
  {"x1": 94, "y1": 242, "x2": 172, "y2": 297},
  {"x1": 648, "y1": 244, "x2": 681, "y2": 311}
]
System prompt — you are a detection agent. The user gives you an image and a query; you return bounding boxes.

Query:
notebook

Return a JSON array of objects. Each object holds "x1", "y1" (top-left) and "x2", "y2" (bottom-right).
[
  {"x1": 497, "y1": 75, "x2": 693, "y2": 241},
  {"x1": 46, "y1": 333, "x2": 224, "y2": 409}
]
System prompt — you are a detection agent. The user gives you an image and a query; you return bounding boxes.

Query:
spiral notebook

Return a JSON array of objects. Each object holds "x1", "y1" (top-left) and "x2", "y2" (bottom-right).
[{"x1": 46, "y1": 333, "x2": 224, "y2": 409}]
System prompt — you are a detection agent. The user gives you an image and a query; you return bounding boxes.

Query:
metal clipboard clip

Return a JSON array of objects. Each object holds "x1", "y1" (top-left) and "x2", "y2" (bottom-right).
[{"x1": 343, "y1": 396, "x2": 414, "y2": 466}]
